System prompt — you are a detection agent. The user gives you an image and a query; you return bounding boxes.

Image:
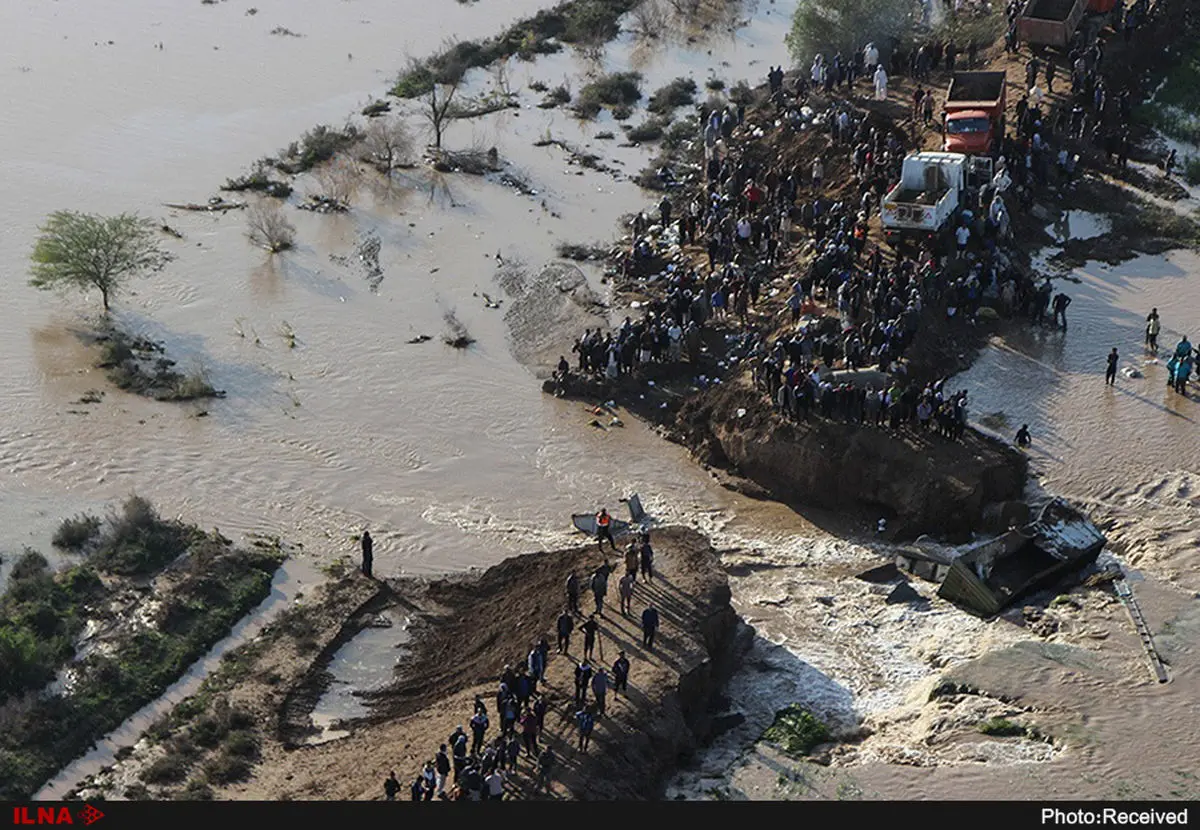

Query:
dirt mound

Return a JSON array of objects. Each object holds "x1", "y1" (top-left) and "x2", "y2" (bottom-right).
[
  {"x1": 501, "y1": 261, "x2": 610, "y2": 370},
  {"x1": 254, "y1": 526, "x2": 743, "y2": 801},
  {"x1": 673, "y1": 381, "x2": 1027, "y2": 540}
]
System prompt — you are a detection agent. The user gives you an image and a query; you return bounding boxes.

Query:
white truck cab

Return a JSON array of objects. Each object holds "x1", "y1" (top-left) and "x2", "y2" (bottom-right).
[{"x1": 881, "y1": 152, "x2": 992, "y2": 244}]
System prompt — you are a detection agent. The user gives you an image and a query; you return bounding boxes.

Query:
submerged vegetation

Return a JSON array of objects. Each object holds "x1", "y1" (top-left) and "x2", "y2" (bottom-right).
[
  {"x1": 647, "y1": 77, "x2": 697, "y2": 116},
  {"x1": 0, "y1": 498, "x2": 285, "y2": 799},
  {"x1": 95, "y1": 327, "x2": 223, "y2": 402},
  {"x1": 574, "y1": 72, "x2": 643, "y2": 119},
  {"x1": 977, "y1": 717, "x2": 1028, "y2": 737},
  {"x1": 761, "y1": 705, "x2": 831, "y2": 757},
  {"x1": 626, "y1": 115, "x2": 672, "y2": 143},
  {"x1": 389, "y1": 0, "x2": 640, "y2": 99},
  {"x1": 273, "y1": 124, "x2": 363, "y2": 175}
]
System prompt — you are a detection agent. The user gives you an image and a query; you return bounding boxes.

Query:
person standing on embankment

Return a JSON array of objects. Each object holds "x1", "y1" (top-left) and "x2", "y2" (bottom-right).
[{"x1": 360, "y1": 529, "x2": 373, "y2": 578}]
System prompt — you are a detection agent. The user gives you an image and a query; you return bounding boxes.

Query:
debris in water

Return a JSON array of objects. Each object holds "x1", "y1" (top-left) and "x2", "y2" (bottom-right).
[
  {"x1": 855, "y1": 563, "x2": 900, "y2": 583},
  {"x1": 442, "y1": 309, "x2": 475, "y2": 349},
  {"x1": 297, "y1": 194, "x2": 348, "y2": 213},
  {"x1": 406, "y1": 335, "x2": 432, "y2": 344},
  {"x1": 885, "y1": 582, "x2": 923, "y2": 605},
  {"x1": 163, "y1": 197, "x2": 245, "y2": 212}
]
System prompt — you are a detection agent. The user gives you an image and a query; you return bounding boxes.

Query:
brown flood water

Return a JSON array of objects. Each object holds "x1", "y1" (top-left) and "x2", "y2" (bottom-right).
[
  {"x1": 0, "y1": 0, "x2": 804, "y2": 579},
  {"x1": 10, "y1": 0, "x2": 1200, "y2": 802}
]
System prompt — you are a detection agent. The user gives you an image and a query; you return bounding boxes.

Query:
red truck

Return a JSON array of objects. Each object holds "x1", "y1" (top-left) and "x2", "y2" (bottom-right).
[
  {"x1": 942, "y1": 71, "x2": 1007, "y2": 157},
  {"x1": 1017, "y1": 0, "x2": 1088, "y2": 48}
]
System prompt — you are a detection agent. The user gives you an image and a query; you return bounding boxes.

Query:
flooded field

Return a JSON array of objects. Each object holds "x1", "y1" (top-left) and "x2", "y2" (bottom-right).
[
  {"x1": 5, "y1": 0, "x2": 1199, "y2": 804},
  {"x1": 0, "y1": 0, "x2": 798, "y2": 581}
]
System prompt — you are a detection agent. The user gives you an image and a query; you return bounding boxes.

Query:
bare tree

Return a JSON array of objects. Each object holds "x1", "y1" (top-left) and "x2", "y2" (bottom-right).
[
  {"x1": 631, "y1": 0, "x2": 669, "y2": 40},
  {"x1": 314, "y1": 157, "x2": 359, "y2": 206},
  {"x1": 361, "y1": 116, "x2": 414, "y2": 172},
  {"x1": 423, "y1": 78, "x2": 463, "y2": 151},
  {"x1": 246, "y1": 201, "x2": 295, "y2": 252}
]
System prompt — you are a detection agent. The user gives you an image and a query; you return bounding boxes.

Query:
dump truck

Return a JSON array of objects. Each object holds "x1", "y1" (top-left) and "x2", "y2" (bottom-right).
[
  {"x1": 1017, "y1": 0, "x2": 1088, "y2": 48},
  {"x1": 880, "y1": 152, "x2": 992, "y2": 245},
  {"x1": 943, "y1": 71, "x2": 1007, "y2": 156}
]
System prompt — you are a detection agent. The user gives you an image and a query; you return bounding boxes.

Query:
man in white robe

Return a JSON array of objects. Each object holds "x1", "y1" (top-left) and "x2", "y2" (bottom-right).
[{"x1": 873, "y1": 65, "x2": 888, "y2": 101}]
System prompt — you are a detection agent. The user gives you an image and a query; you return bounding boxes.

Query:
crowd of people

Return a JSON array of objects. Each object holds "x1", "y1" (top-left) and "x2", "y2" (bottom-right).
[
  {"x1": 385, "y1": 526, "x2": 660, "y2": 801},
  {"x1": 553, "y1": 0, "x2": 1192, "y2": 448},
  {"x1": 526, "y1": 0, "x2": 1191, "y2": 799}
]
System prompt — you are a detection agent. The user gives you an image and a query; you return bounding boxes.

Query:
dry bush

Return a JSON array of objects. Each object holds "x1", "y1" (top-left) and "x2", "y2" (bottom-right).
[
  {"x1": 361, "y1": 117, "x2": 414, "y2": 172},
  {"x1": 631, "y1": 0, "x2": 670, "y2": 39},
  {"x1": 314, "y1": 157, "x2": 359, "y2": 206},
  {"x1": 246, "y1": 201, "x2": 296, "y2": 253}
]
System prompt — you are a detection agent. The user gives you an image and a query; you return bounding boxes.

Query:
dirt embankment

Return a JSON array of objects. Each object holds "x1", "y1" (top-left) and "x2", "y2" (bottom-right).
[
  {"x1": 672, "y1": 381, "x2": 1028, "y2": 541},
  {"x1": 74, "y1": 527, "x2": 744, "y2": 801}
]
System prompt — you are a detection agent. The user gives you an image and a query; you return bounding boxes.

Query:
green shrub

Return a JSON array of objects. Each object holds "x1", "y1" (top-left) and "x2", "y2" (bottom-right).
[
  {"x1": 575, "y1": 72, "x2": 642, "y2": 119},
  {"x1": 647, "y1": 77, "x2": 697, "y2": 115},
  {"x1": 169, "y1": 371, "x2": 218, "y2": 402},
  {"x1": 52, "y1": 514, "x2": 102, "y2": 551},
  {"x1": 223, "y1": 730, "x2": 261, "y2": 760},
  {"x1": 627, "y1": 116, "x2": 671, "y2": 143},
  {"x1": 204, "y1": 751, "x2": 253, "y2": 785},
  {"x1": 0, "y1": 524, "x2": 282, "y2": 800},
  {"x1": 9, "y1": 550, "x2": 48, "y2": 583},
  {"x1": 123, "y1": 783, "x2": 152, "y2": 800},
  {"x1": 91, "y1": 496, "x2": 200, "y2": 576},
  {"x1": 762, "y1": 705, "x2": 831, "y2": 757},
  {"x1": 662, "y1": 119, "x2": 699, "y2": 152},
  {"x1": 275, "y1": 124, "x2": 362, "y2": 174},
  {"x1": 786, "y1": 0, "x2": 922, "y2": 65},
  {"x1": 140, "y1": 753, "x2": 191, "y2": 785},
  {"x1": 562, "y1": 0, "x2": 627, "y2": 44},
  {"x1": 190, "y1": 714, "x2": 229, "y2": 749},
  {"x1": 179, "y1": 778, "x2": 213, "y2": 800},
  {"x1": 1185, "y1": 156, "x2": 1200, "y2": 187},
  {"x1": 977, "y1": 717, "x2": 1026, "y2": 737},
  {"x1": 0, "y1": 627, "x2": 43, "y2": 698}
]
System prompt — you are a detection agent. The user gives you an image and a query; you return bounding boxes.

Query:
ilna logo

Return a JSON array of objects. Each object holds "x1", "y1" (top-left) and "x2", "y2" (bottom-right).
[{"x1": 11, "y1": 806, "x2": 104, "y2": 826}]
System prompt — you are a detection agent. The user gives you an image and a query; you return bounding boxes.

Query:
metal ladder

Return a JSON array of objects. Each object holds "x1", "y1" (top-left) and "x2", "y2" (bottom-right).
[{"x1": 1114, "y1": 577, "x2": 1170, "y2": 684}]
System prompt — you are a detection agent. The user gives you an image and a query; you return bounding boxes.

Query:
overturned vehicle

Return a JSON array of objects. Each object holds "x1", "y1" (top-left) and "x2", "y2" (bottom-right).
[{"x1": 895, "y1": 498, "x2": 1107, "y2": 616}]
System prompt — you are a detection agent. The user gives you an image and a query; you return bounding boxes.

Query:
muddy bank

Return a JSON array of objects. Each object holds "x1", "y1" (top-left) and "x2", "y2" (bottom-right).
[
  {"x1": 671, "y1": 381, "x2": 1027, "y2": 541},
  {"x1": 72, "y1": 527, "x2": 744, "y2": 800}
]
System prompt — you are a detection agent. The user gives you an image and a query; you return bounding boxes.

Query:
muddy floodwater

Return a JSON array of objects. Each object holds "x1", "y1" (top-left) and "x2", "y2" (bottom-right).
[
  {"x1": 0, "y1": 0, "x2": 802, "y2": 579},
  {"x1": 6, "y1": 0, "x2": 1200, "y2": 804}
]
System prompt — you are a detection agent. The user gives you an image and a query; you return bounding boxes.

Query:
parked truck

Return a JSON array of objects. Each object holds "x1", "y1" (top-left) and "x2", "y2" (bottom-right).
[
  {"x1": 942, "y1": 71, "x2": 1007, "y2": 156},
  {"x1": 880, "y1": 152, "x2": 993, "y2": 246},
  {"x1": 1016, "y1": 0, "x2": 1088, "y2": 48}
]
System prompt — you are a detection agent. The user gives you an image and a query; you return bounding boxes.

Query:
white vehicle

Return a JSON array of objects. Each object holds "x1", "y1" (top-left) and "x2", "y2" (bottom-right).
[{"x1": 881, "y1": 152, "x2": 991, "y2": 244}]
